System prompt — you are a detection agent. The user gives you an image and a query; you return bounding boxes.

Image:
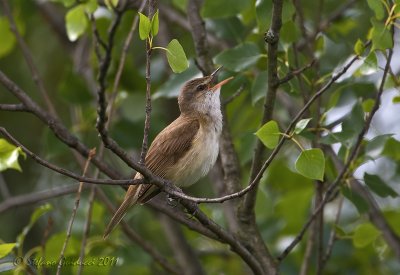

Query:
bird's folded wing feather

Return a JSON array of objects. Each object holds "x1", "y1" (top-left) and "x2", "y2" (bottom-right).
[{"x1": 137, "y1": 116, "x2": 200, "y2": 202}]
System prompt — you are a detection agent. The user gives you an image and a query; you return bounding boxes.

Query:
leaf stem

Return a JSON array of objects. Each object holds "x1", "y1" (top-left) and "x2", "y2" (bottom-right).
[{"x1": 280, "y1": 133, "x2": 306, "y2": 151}]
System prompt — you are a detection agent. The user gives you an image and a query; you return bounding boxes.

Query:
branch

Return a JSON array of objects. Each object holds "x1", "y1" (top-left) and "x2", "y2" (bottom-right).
[
  {"x1": 95, "y1": 188, "x2": 181, "y2": 274},
  {"x1": 240, "y1": 0, "x2": 284, "y2": 217},
  {"x1": 0, "y1": 127, "x2": 142, "y2": 186},
  {"x1": 0, "y1": 103, "x2": 30, "y2": 112},
  {"x1": 0, "y1": 69, "x2": 121, "y2": 179},
  {"x1": 56, "y1": 149, "x2": 95, "y2": 275},
  {"x1": 179, "y1": 200, "x2": 265, "y2": 274},
  {"x1": 139, "y1": 1, "x2": 156, "y2": 165},
  {"x1": 277, "y1": 44, "x2": 392, "y2": 262},
  {"x1": 1, "y1": 0, "x2": 57, "y2": 116},
  {"x1": 0, "y1": 185, "x2": 78, "y2": 213},
  {"x1": 160, "y1": 215, "x2": 205, "y2": 275},
  {"x1": 222, "y1": 85, "x2": 246, "y2": 106},
  {"x1": 278, "y1": 59, "x2": 316, "y2": 85}
]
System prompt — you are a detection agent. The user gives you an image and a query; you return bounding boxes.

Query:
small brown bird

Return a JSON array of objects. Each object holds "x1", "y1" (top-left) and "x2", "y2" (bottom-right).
[{"x1": 103, "y1": 67, "x2": 233, "y2": 238}]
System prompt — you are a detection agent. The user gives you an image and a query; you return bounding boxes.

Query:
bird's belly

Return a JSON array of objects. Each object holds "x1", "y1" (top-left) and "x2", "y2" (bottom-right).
[{"x1": 170, "y1": 130, "x2": 219, "y2": 187}]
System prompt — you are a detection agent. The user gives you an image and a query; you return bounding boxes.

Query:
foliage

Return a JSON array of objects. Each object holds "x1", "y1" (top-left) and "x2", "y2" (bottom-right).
[{"x1": 1, "y1": 0, "x2": 400, "y2": 274}]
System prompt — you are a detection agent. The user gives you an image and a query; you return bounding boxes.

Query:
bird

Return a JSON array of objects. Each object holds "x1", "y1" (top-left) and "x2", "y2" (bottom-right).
[{"x1": 103, "y1": 67, "x2": 233, "y2": 238}]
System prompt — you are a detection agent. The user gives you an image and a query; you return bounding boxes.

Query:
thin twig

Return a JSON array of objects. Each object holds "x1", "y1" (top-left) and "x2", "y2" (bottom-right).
[
  {"x1": 0, "y1": 103, "x2": 31, "y2": 112},
  {"x1": 320, "y1": 196, "x2": 344, "y2": 270},
  {"x1": 107, "y1": 0, "x2": 147, "y2": 129},
  {"x1": 0, "y1": 127, "x2": 143, "y2": 186},
  {"x1": 1, "y1": 0, "x2": 57, "y2": 117},
  {"x1": 222, "y1": 85, "x2": 246, "y2": 106},
  {"x1": 77, "y1": 184, "x2": 96, "y2": 275},
  {"x1": 139, "y1": 1, "x2": 156, "y2": 165},
  {"x1": 278, "y1": 59, "x2": 316, "y2": 85},
  {"x1": 56, "y1": 149, "x2": 96, "y2": 275}
]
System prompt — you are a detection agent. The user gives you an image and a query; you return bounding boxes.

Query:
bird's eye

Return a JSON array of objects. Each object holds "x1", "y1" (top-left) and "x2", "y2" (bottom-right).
[{"x1": 196, "y1": 84, "x2": 207, "y2": 91}]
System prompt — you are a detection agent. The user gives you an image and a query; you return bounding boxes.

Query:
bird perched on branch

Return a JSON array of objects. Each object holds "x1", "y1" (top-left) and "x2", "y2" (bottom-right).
[{"x1": 103, "y1": 67, "x2": 233, "y2": 238}]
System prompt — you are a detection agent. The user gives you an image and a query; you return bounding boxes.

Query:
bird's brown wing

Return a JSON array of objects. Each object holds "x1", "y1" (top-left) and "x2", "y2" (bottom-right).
[
  {"x1": 103, "y1": 116, "x2": 199, "y2": 239},
  {"x1": 146, "y1": 116, "x2": 200, "y2": 178},
  {"x1": 137, "y1": 116, "x2": 200, "y2": 203}
]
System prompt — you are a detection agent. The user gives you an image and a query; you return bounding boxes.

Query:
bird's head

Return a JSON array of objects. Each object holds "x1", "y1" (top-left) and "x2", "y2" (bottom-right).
[{"x1": 178, "y1": 67, "x2": 233, "y2": 117}]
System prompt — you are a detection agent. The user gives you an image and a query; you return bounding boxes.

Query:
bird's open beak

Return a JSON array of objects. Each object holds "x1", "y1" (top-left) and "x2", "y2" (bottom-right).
[
  {"x1": 210, "y1": 66, "x2": 223, "y2": 79},
  {"x1": 209, "y1": 66, "x2": 233, "y2": 92},
  {"x1": 211, "y1": 76, "x2": 234, "y2": 92}
]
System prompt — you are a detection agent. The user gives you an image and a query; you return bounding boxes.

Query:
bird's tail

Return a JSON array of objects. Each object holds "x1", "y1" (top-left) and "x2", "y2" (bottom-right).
[{"x1": 103, "y1": 184, "x2": 141, "y2": 239}]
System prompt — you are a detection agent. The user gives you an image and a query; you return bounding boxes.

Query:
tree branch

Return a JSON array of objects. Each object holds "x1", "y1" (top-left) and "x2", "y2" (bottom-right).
[
  {"x1": 1, "y1": 0, "x2": 57, "y2": 117},
  {"x1": 0, "y1": 103, "x2": 30, "y2": 112},
  {"x1": 277, "y1": 44, "x2": 392, "y2": 262}
]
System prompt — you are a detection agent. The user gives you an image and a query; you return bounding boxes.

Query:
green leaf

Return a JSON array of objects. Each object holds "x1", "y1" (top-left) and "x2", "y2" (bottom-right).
[
  {"x1": 104, "y1": 0, "x2": 119, "y2": 9},
  {"x1": 294, "y1": 118, "x2": 312, "y2": 134},
  {"x1": 362, "y1": 99, "x2": 375, "y2": 113},
  {"x1": 282, "y1": 0, "x2": 295, "y2": 22},
  {"x1": 50, "y1": 0, "x2": 75, "y2": 7},
  {"x1": 65, "y1": 5, "x2": 88, "y2": 42},
  {"x1": 0, "y1": 139, "x2": 26, "y2": 172},
  {"x1": 17, "y1": 204, "x2": 53, "y2": 254},
  {"x1": 255, "y1": 0, "x2": 272, "y2": 32},
  {"x1": 364, "y1": 173, "x2": 398, "y2": 198},
  {"x1": 150, "y1": 10, "x2": 159, "y2": 36},
  {"x1": 166, "y1": 39, "x2": 189, "y2": 73},
  {"x1": 0, "y1": 17, "x2": 16, "y2": 58},
  {"x1": 369, "y1": 18, "x2": 393, "y2": 51},
  {"x1": 353, "y1": 223, "x2": 381, "y2": 248},
  {"x1": 138, "y1": 12, "x2": 151, "y2": 40},
  {"x1": 0, "y1": 243, "x2": 16, "y2": 259},
  {"x1": 214, "y1": 42, "x2": 263, "y2": 72},
  {"x1": 84, "y1": 0, "x2": 98, "y2": 13},
  {"x1": 201, "y1": 0, "x2": 252, "y2": 18},
  {"x1": 295, "y1": 148, "x2": 325, "y2": 180},
  {"x1": 354, "y1": 39, "x2": 365, "y2": 55},
  {"x1": 255, "y1": 120, "x2": 280, "y2": 149},
  {"x1": 382, "y1": 138, "x2": 400, "y2": 160},
  {"x1": 341, "y1": 185, "x2": 369, "y2": 214},
  {"x1": 280, "y1": 21, "x2": 300, "y2": 45},
  {"x1": 392, "y1": 96, "x2": 400, "y2": 103},
  {"x1": 251, "y1": 71, "x2": 267, "y2": 105},
  {"x1": 367, "y1": 0, "x2": 385, "y2": 20}
]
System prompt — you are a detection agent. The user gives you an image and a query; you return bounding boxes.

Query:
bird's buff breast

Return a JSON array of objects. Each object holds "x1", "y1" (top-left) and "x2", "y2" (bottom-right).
[{"x1": 169, "y1": 124, "x2": 220, "y2": 187}]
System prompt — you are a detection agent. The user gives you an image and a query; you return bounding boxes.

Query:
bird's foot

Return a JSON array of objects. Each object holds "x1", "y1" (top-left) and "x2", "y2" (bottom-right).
[{"x1": 166, "y1": 194, "x2": 180, "y2": 207}]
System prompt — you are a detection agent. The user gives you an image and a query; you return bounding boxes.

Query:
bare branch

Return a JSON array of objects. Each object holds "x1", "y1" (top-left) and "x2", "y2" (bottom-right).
[
  {"x1": 0, "y1": 103, "x2": 30, "y2": 112},
  {"x1": 139, "y1": 1, "x2": 156, "y2": 165},
  {"x1": 160, "y1": 215, "x2": 205, "y2": 275},
  {"x1": 179, "y1": 199, "x2": 265, "y2": 274},
  {"x1": 278, "y1": 59, "x2": 316, "y2": 85},
  {"x1": 0, "y1": 127, "x2": 142, "y2": 186},
  {"x1": 222, "y1": 85, "x2": 246, "y2": 106},
  {"x1": 0, "y1": 185, "x2": 78, "y2": 213}
]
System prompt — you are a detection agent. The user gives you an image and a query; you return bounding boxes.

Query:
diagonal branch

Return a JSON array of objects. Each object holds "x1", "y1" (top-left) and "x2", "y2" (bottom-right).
[
  {"x1": 1, "y1": 0, "x2": 57, "y2": 116},
  {"x1": 0, "y1": 69, "x2": 121, "y2": 179},
  {"x1": 277, "y1": 45, "x2": 393, "y2": 262}
]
